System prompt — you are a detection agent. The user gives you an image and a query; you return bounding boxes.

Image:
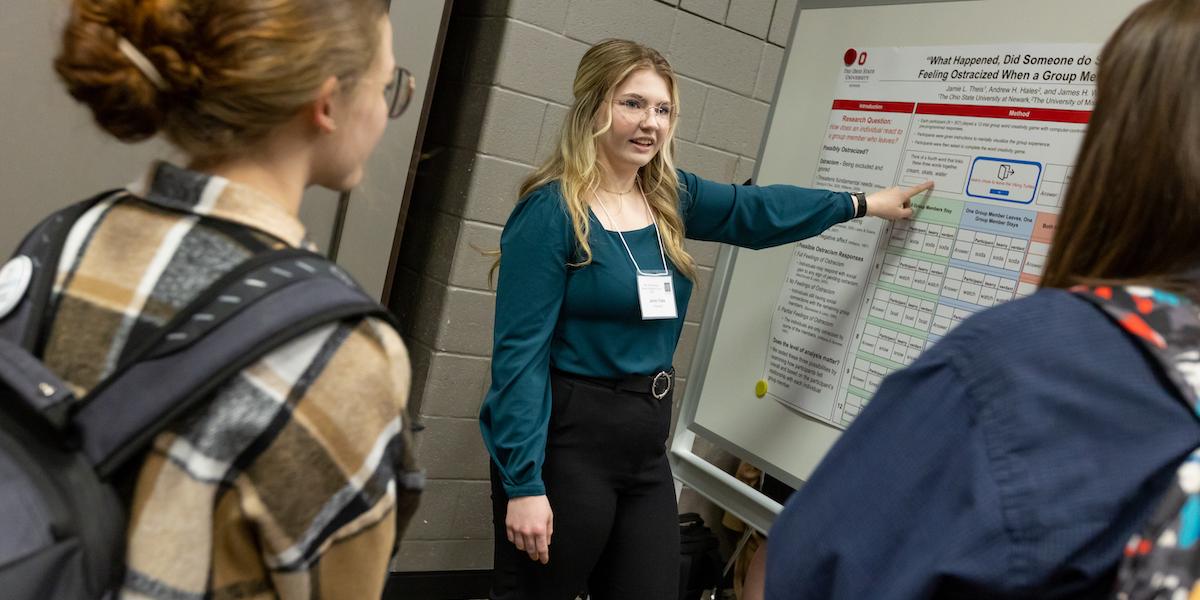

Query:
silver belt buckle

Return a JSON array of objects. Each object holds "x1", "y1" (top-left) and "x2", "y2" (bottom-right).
[{"x1": 652, "y1": 371, "x2": 671, "y2": 399}]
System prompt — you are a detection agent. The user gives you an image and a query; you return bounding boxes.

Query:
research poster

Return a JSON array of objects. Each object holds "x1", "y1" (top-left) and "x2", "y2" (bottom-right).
[{"x1": 766, "y1": 44, "x2": 1097, "y2": 428}]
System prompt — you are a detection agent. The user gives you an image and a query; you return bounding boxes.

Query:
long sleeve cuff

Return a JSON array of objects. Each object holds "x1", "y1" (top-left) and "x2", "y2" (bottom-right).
[{"x1": 503, "y1": 481, "x2": 546, "y2": 498}]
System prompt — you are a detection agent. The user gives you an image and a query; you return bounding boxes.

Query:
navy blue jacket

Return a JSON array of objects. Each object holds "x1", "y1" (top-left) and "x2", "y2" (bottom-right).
[{"x1": 767, "y1": 289, "x2": 1200, "y2": 598}]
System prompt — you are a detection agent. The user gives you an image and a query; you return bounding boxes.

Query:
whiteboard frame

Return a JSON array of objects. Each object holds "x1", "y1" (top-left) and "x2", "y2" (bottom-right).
[
  {"x1": 667, "y1": 0, "x2": 963, "y2": 537},
  {"x1": 668, "y1": 0, "x2": 1139, "y2": 536}
]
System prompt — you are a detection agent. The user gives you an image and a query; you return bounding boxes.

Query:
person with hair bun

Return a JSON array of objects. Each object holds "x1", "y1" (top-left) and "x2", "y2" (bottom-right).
[
  {"x1": 46, "y1": 0, "x2": 418, "y2": 597},
  {"x1": 479, "y1": 38, "x2": 932, "y2": 599}
]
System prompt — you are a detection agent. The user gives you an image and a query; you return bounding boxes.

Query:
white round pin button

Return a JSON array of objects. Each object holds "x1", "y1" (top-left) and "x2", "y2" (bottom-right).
[{"x1": 0, "y1": 256, "x2": 34, "y2": 320}]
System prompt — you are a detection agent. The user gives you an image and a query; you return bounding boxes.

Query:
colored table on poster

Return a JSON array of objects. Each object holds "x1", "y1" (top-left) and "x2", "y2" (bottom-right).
[{"x1": 762, "y1": 44, "x2": 1094, "y2": 429}]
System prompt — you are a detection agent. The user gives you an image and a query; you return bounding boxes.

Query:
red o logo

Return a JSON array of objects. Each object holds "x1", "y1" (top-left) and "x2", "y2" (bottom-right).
[
  {"x1": 857, "y1": 51, "x2": 869, "y2": 66},
  {"x1": 843, "y1": 49, "x2": 857, "y2": 66}
]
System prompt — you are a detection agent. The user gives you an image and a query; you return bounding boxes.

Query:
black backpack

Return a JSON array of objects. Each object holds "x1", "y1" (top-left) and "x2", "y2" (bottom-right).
[
  {"x1": 0, "y1": 195, "x2": 406, "y2": 599},
  {"x1": 678, "y1": 512, "x2": 723, "y2": 600}
]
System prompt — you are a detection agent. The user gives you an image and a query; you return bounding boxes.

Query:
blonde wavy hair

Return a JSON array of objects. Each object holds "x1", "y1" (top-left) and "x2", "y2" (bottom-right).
[{"x1": 494, "y1": 39, "x2": 696, "y2": 281}]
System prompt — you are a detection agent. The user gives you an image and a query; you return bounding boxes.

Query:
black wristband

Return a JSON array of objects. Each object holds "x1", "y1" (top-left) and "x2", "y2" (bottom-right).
[{"x1": 851, "y1": 192, "x2": 869, "y2": 219}]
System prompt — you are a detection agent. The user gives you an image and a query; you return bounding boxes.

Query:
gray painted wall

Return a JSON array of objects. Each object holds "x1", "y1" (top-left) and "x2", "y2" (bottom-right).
[
  {"x1": 392, "y1": 0, "x2": 798, "y2": 572},
  {"x1": 1, "y1": 1, "x2": 168, "y2": 249}
]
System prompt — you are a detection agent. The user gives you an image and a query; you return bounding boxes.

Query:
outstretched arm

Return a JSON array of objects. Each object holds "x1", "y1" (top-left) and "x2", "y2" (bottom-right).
[{"x1": 678, "y1": 169, "x2": 931, "y2": 249}]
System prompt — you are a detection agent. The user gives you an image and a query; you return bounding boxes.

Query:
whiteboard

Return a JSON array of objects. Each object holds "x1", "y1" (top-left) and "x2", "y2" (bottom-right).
[{"x1": 669, "y1": 0, "x2": 1146, "y2": 535}]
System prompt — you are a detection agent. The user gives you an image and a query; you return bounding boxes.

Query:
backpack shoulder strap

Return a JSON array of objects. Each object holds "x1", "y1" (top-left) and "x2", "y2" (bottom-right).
[
  {"x1": 0, "y1": 336, "x2": 75, "y2": 432},
  {"x1": 1070, "y1": 285, "x2": 1200, "y2": 415},
  {"x1": 0, "y1": 190, "x2": 126, "y2": 352},
  {"x1": 74, "y1": 249, "x2": 395, "y2": 477}
]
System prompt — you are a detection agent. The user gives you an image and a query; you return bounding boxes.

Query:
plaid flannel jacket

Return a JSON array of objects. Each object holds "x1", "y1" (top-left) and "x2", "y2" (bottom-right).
[{"x1": 40, "y1": 162, "x2": 416, "y2": 599}]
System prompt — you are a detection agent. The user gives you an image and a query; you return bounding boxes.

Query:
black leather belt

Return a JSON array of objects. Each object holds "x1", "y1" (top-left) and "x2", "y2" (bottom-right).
[{"x1": 555, "y1": 368, "x2": 675, "y2": 400}]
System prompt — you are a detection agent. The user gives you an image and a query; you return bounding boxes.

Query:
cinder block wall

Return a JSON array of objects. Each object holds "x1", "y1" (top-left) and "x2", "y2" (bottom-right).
[{"x1": 390, "y1": 0, "x2": 798, "y2": 572}]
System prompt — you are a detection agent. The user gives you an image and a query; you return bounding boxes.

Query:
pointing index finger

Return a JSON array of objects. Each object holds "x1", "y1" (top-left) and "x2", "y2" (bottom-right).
[{"x1": 905, "y1": 180, "x2": 934, "y2": 197}]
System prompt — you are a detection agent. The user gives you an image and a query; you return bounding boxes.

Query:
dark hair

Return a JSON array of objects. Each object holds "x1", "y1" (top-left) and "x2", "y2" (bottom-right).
[
  {"x1": 54, "y1": 0, "x2": 388, "y2": 160},
  {"x1": 1042, "y1": 0, "x2": 1200, "y2": 298}
]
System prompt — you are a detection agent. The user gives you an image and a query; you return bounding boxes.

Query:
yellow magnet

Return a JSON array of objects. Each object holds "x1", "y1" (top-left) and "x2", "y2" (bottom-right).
[{"x1": 755, "y1": 379, "x2": 768, "y2": 398}]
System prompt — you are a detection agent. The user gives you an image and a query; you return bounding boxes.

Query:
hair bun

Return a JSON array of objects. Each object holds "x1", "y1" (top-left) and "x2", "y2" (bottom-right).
[
  {"x1": 54, "y1": 0, "x2": 202, "y2": 142},
  {"x1": 55, "y1": 0, "x2": 385, "y2": 160}
]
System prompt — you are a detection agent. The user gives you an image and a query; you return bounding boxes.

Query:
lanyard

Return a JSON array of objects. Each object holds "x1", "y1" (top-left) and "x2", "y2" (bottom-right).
[{"x1": 594, "y1": 180, "x2": 670, "y2": 275}]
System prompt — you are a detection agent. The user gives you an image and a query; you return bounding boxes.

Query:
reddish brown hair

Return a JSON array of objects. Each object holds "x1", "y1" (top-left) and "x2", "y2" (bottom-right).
[
  {"x1": 54, "y1": 0, "x2": 387, "y2": 161},
  {"x1": 1042, "y1": 0, "x2": 1200, "y2": 298}
]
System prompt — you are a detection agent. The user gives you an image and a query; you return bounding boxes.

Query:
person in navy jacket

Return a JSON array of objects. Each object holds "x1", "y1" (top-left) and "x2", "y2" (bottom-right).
[{"x1": 762, "y1": 0, "x2": 1200, "y2": 597}]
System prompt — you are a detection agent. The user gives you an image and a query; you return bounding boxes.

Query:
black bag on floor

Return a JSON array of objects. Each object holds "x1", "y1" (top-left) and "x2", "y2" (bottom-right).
[
  {"x1": 0, "y1": 196, "x2": 399, "y2": 599},
  {"x1": 678, "y1": 512, "x2": 723, "y2": 600}
]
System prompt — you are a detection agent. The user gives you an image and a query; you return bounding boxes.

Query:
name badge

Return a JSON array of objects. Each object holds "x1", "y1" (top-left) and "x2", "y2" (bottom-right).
[{"x1": 637, "y1": 271, "x2": 677, "y2": 320}]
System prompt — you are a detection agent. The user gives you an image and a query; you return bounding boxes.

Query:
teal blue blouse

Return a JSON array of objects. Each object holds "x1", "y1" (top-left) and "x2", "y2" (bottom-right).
[{"x1": 480, "y1": 170, "x2": 854, "y2": 497}]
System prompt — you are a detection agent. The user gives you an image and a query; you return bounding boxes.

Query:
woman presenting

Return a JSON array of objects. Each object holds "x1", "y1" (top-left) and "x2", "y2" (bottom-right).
[{"x1": 479, "y1": 38, "x2": 932, "y2": 599}]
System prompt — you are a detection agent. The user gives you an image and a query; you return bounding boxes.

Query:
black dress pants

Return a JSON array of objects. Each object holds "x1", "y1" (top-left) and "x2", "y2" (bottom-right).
[{"x1": 489, "y1": 370, "x2": 680, "y2": 599}]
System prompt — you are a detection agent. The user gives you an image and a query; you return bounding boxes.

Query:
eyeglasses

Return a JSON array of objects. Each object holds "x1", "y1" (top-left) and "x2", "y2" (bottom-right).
[
  {"x1": 613, "y1": 97, "x2": 673, "y2": 123},
  {"x1": 383, "y1": 66, "x2": 416, "y2": 119}
]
